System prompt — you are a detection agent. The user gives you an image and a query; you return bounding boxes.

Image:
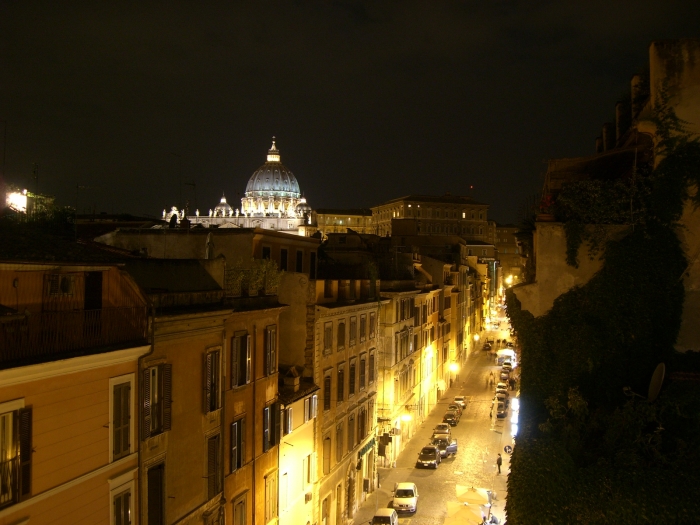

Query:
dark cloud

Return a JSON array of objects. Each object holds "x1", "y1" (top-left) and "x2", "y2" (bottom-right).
[{"x1": 1, "y1": 1, "x2": 699, "y2": 223}]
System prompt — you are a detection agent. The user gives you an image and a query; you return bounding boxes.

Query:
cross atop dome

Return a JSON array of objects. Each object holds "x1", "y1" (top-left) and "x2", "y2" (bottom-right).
[{"x1": 267, "y1": 136, "x2": 280, "y2": 162}]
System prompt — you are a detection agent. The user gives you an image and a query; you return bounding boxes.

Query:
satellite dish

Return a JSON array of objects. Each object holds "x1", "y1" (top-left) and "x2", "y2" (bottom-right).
[{"x1": 647, "y1": 363, "x2": 665, "y2": 402}]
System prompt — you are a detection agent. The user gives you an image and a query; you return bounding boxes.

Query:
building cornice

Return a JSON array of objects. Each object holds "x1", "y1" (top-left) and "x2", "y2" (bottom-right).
[{"x1": 0, "y1": 345, "x2": 150, "y2": 387}]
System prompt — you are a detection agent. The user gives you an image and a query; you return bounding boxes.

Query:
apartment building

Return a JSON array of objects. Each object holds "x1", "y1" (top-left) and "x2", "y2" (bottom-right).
[
  {"x1": 313, "y1": 279, "x2": 384, "y2": 524},
  {"x1": 0, "y1": 260, "x2": 148, "y2": 525}
]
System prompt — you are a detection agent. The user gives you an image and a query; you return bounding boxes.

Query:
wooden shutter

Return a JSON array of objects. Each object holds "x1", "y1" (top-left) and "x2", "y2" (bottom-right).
[
  {"x1": 324, "y1": 375, "x2": 331, "y2": 410},
  {"x1": 263, "y1": 407, "x2": 270, "y2": 452},
  {"x1": 114, "y1": 489, "x2": 131, "y2": 525},
  {"x1": 322, "y1": 437, "x2": 331, "y2": 474},
  {"x1": 207, "y1": 434, "x2": 220, "y2": 499},
  {"x1": 231, "y1": 421, "x2": 238, "y2": 472},
  {"x1": 272, "y1": 403, "x2": 281, "y2": 446},
  {"x1": 19, "y1": 407, "x2": 32, "y2": 499},
  {"x1": 204, "y1": 353, "x2": 212, "y2": 413},
  {"x1": 231, "y1": 337, "x2": 239, "y2": 388},
  {"x1": 113, "y1": 382, "x2": 131, "y2": 459},
  {"x1": 245, "y1": 335, "x2": 251, "y2": 384},
  {"x1": 142, "y1": 369, "x2": 151, "y2": 440},
  {"x1": 162, "y1": 364, "x2": 172, "y2": 431}
]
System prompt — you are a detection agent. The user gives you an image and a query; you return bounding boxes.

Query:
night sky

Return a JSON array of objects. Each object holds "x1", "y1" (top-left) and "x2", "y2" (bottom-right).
[{"x1": 2, "y1": 2, "x2": 699, "y2": 225}]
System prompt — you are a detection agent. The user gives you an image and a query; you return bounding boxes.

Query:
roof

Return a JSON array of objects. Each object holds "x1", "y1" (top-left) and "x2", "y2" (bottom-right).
[
  {"x1": 373, "y1": 193, "x2": 487, "y2": 208},
  {"x1": 315, "y1": 208, "x2": 373, "y2": 216},
  {"x1": 373, "y1": 509, "x2": 397, "y2": 517}
]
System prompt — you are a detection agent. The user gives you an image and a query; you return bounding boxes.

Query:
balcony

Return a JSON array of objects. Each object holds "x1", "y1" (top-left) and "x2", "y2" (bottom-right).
[
  {"x1": 0, "y1": 456, "x2": 19, "y2": 509},
  {"x1": 0, "y1": 307, "x2": 148, "y2": 367}
]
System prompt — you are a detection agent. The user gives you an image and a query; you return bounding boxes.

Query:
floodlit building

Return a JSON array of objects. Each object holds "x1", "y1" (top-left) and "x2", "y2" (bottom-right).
[
  {"x1": 0, "y1": 260, "x2": 148, "y2": 525},
  {"x1": 314, "y1": 209, "x2": 374, "y2": 238}
]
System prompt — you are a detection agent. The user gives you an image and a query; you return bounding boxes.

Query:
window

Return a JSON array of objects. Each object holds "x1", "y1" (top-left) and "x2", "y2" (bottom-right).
[
  {"x1": 284, "y1": 407, "x2": 293, "y2": 435},
  {"x1": 337, "y1": 320, "x2": 346, "y2": 350},
  {"x1": 111, "y1": 377, "x2": 132, "y2": 461},
  {"x1": 323, "y1": 322, "x2": 333, "y2": 354},
  {"x1": 359, "y1": 355, "x2": 366, "y2": 390},
  {"x1": 142, "y1": 364, "x2": 172, "y2": 439},
  {"x1": 231, "y1": 333, "x2": 251, "y2": 388},
  {"x1": 310, "y1": 252, "x2": 317, "y2": 279},
  {"x1": 265, "y1": 472, "x2": 278, "y2": 523},
  {"x1": 337, "y1": 364, "x2": 345, "y2": 403},
  {"x1": 349, "y1": 359, "x2": 356, "y2": 396},
  {"x1": 47, "y1": 273, "x2": 74, "y2": 296},
  {"x1": 369, "y1": 312, "x2": 376, "y2": 339},
  {"x1": 112, "y1": 485, "x2": 132, "y2": 525},
  {"x1": 324, "y1": 372, "x2": 332, "y2": 410},
  {"x1": 204, "y1": 349, "x2": 222, "y2": 413},
  {"x1": 262, "y1": 246, "x2": 271, "y2": 259},
  {"x1": 324, "y1": 280, "x2": 333, "y2": 298},
  {"x1": 359, "y1": 315, "x2": 367, "y2": 341},
  {"x1": 302, "y1": 453, "x2": 313, "y2": 488},
  {"x1": 296, "y1": 250, "x2": 303, "y2": 272},
  {"x1": 322, "y1": 436, "x2": 331, "y2": 475},
  {"x1": 304, "y1": 395, "x2": 318, "y2": 422},
  {"x1": 0, "y1": 400, "x2": 31, "y2": 507},
  {"x1": 347, "y1": 414, "x2": 355, "y2": 450},
  {"x1": 369, "y1": 351, "x2": 375, "y2": 383},
  {"x1": 280, "y1": 249, "x2": 288, "y2": 271},
  {"x1": 207, "y1": 434, "x2": 222, "y2": 499},
  {"x1": 265, "y1": 325, "x2": 277, "y2": 376},
  {"x1": 233, "y1": 494, "x2": 246, "y2": 525},
  {"x1": 147, "y1": 463, "x2": 165, "y2": 525},
  {"x1": 231, "y1": 418, "x2": 245, "y2": 472},
  {"x1": 336, "y1": 423, "x2": 344, "y2": 462},
  {"x1": 358, "y1": 407, "x2": 366, "y2": 439},
  {"x1": 262, "y1": 403, "x2": 281, "y2": 452},
  {"x1": 349, "y1": 316, "x2": 357, "y2": 346}
]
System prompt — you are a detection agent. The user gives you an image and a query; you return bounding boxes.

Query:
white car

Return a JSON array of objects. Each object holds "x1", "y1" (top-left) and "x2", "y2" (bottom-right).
[
  {"x1": 453, "y1": 395, "x2": 467, "y2": 409},
  {"x1": 372, "y1": 509, "x2": 399, "y2": 525},
  {"x1": 393, "y1": 482, "x2": 419, "y2": 513}
]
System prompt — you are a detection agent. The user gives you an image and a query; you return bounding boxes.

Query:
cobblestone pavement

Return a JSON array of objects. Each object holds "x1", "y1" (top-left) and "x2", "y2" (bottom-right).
[{"x1": 353, "y1": 327, "x2": 515, "y2": 525}]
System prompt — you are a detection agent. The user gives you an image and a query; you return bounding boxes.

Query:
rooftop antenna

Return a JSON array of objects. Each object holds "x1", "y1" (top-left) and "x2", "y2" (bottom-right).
[{"x1": 622, "y1": 362, "x2": 665, "y2": 402}]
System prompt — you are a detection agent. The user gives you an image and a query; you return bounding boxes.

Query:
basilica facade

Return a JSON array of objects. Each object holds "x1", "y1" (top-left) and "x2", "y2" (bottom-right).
[{"x1": 163, "y1": 139, "x2": 316, "y2": 235}]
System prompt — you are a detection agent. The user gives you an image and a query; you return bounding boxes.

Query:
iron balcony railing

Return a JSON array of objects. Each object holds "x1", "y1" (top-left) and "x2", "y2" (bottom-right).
[
  {"x1": 0, "y1": 307, "x2": 147, "y2": 365},
  {"x1": 0, "y1": 456, "x2": 19, "y2": 508}
]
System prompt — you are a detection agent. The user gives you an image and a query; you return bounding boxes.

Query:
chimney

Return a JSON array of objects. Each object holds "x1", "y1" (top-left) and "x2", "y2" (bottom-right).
[
  {"x1": 283, "y1": 367, "x2": 301, "y2": 392},
  {"x1": 602, "y1": 123, "x2": 615, "y2": 151},
  {"x1": 631, "y1": 74, "x2": 642, "y2": 118},
  {"x1": 615, "y1": 102, "x2": 624, "y2": 143},
  {"x1": 595, "y1": 136, "x2": 603, "y2": 154}
]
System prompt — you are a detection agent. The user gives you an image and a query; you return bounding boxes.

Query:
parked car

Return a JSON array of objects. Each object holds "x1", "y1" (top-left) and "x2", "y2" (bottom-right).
[
  {"x1": 433, "y1": 423, "x2": 452, "y2": 435},
  {"x1": 495, "y1": 387, "x2": 510, "y2": 401},
  {"x1": 500, "y1": 370, "x2": 510, "y2": 381},
  {"x1": 495, "y1": 391, "x2": 509, "y2": 408},
  {"x1": 372, "y1": 509, "x2": 399, "y2": 525},
  {"x1": 447, "y1": 403, "x2": 463, "y2": 417},
  {"x1": 496, "y1": 400, "x2": 507, "y2": 418},
  {"x1": 506, "y1": 341, "x2": 514, "y2": 348},
  {"x1": 483, "y1": 342, "x2": 492, "y2": 351},
  {"x1": 393, "y1": 482, "x2": 419, "y2": 513},
  {"x1": 496, "y1": 382, "x2": 508, "y2": 391},
  {"x1": 416, "y1": 446, "x2": 441, "y2": 468},
  {"x1": 453, "y1": 395, "x2": 467, "y2": 409},
  {"x1": 431, "y1": 437, "x2": 458, "y2": 457},
  {"x1": 443, "y1": 410, "x2": 460, "y2": 426}
]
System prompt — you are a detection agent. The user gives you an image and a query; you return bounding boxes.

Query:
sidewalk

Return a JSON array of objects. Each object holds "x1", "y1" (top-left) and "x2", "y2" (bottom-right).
[{"x1": 353, "y1": 345, "x2": 511, "y2": 525}]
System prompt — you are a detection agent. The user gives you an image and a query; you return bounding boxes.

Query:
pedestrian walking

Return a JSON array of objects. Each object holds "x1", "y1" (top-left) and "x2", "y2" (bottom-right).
[{"x1": 496, "y1": 453, "x2": 502, "y2": 474}]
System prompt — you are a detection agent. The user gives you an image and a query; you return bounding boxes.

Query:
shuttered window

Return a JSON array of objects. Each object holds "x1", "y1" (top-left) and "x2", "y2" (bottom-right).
[
  {"x1": 349, "y1": 360, "x2": 356, "y2": 396},
  {"x1": 207, "y1": 434, "x2": 222, "y2": 499},
  {"x1": 323, "y1": 374, "x2": 332, "y2": 411},
  {"x1": 231, "y1": 418, "x2": 245, "y2": 472},
  {"x1": 113, "y1": 488, "x2": 131, "y2": 525},
  {"x1": 113, "y1": 382, "x2": 131, "y2": 460},
  {"x1": 142, "y1": 364, "x2": 172, "y2": 440},
  {"x1": 265, "y1": 326, "x2": 277, "y2": 376},
  {"x1": 231, "y1": 334, "x2": 251, "y2": 388},
  {"x1": 0, "y1": 406, "x2": 32, "y2": 506},
  {"x1": 337, "y1": 366, "x2": 344, "y2": 403},
  {"x1": 204, "y1": 350, "x2": 221, "y2": 413},
  {"x1": 147, "y1": 463, "x2": 165, "y2": 525},
  {"x1": 322, "y1": 436, "x2": 331, "y2": 475},
  {"x1": 265, "y1": 472, "x2": 278, "y2": 523},
  {"x1": 262, "y1": 403, "x2": 281, "y2": 452}
]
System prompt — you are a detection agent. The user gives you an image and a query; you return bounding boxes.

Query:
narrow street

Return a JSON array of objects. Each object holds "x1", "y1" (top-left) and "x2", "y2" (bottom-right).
[{"x1": 354, "y1": 325, "x2": 516, "y2": 525}]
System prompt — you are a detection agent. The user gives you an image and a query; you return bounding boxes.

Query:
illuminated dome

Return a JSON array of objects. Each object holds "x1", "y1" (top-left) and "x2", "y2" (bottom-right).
[
  {"x1": 295, "y1": 196, "x2": 312, "y2": 214},
  {"x1": 241, "y1": 138, "x2": 303, "y2": 217},
  {"x1": 213, "y1": 194, "x2": 233, "y2": 217}
]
